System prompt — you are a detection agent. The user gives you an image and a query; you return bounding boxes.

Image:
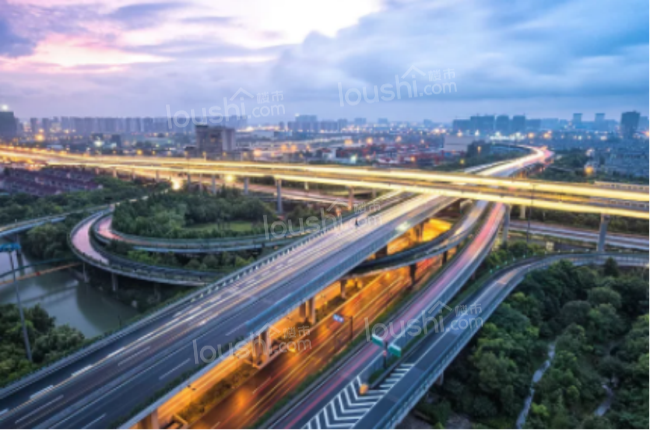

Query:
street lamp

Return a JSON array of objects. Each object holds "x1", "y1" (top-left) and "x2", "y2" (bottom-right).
[{"x1": 0, "y1": 243, "x2": 32, "y2": 362}]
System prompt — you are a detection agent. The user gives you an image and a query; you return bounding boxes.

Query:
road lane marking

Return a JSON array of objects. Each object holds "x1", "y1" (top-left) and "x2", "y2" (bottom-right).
[
  {"x1": 15, "y1": 395, "x2": 64, "y2": 424},
  {"x1": 71, "y1": 365, "x2": 93, "y2": 377},
  {"x1": 106, "y1": 347, "x2": 125, "y2": 359},
  {"x1": 82, "y1": 413, "x2": 106, "y2": 429},
  {"x1": 29, "y1": 385, "x2": 54, "y2": 399},
  {"x1": 159, "y1": 358, "x2": 191, "y2": 381},
  {"x1": 0, "y1": 409, "x2": 7, "y2": 417},
  {"x1": 118, "y1": 347, "x2": 151, "y2": 366},
  {"x1": 252, "y1": 377, "x2": 271, "y2": 395}
]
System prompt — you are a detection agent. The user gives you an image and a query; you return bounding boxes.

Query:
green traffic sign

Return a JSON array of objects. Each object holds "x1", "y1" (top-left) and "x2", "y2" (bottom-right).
[{"x1": 388, "y1": 344, "x2": 402, "y2": 358}]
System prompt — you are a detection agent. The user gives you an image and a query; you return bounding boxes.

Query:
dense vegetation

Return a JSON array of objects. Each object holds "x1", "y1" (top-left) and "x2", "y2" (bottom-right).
[
  {"x1": 421, "y1": 258, "x2": 648, "y2": 429},
  {"x1": 107, "y1": 240, "x2": 256, "y2": 273},
  {"x1": 0, "y1": 304, "x2": 85, "y2": 387},
  {"x1": 20, "y1": 214, "x2": 86, "y2": 260},
  {"x1": 111, "y1": 188, "x2": 276, "y2": 239},
  {"x1": 0, "y1": 175, "x2": 161, "y2": 225},
  {"x1": 526, "y1": 208, "x2": 648, "y2": 236},
  {"x1": 536, "y1": 150, "x2": 648, "y2": 184}
]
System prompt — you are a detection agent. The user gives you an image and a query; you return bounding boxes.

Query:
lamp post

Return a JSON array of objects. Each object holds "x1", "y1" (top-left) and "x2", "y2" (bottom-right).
[{"x1": 1, "y1": 243, "x2": 32, "y2": 362}]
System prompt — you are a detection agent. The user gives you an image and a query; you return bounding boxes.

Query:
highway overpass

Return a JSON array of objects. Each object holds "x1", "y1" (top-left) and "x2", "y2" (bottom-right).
[
  {"x1": 1, "y1": 146, "x2": 648, "y2": 219},
  {"x1": 272, "y1": 251, "x2": 647, "y2": 429}
]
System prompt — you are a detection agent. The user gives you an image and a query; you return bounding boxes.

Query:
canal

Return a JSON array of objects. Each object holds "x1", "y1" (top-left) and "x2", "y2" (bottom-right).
[{"x1": 0, "y1": 243, "x2": 139, "y2": 339}]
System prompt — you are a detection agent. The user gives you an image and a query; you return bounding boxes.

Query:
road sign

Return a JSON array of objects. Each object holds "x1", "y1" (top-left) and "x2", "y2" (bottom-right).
[
  {"x1": 388, "y1": 343, "x2": 402, "y2": 358},
  {"x1": 371, "y1": 334, "x2": 385, "y2": 348},
  {"x1": 333, "y1": 314, "x2": 345, "y2": 323},
  {"x1": 0, "y1": 243, "x2": 21, "y2": 253}
]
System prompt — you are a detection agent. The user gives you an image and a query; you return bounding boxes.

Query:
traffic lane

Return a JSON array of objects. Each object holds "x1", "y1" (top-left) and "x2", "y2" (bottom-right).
[
  {"x1": 275, "y1": 204, "x2": 504, "y2": 428},
  {"x1": 380, "y1": 204, "x2": 503, "y2": 343},
  {"x1": 0, "y1": 295, "x2": 201, "y2": 412},
  {"x1": 354, "y1": 270, "x2": 518, "y2": 428},
  {"x1": 39, "y1": 196, "x2": 443, "y2": 427},
  {"x1": 198, "y1": 274, "x2": 409, "y2": 429}
]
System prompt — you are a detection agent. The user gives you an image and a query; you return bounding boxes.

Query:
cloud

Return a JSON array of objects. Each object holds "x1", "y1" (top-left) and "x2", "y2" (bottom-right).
[
  {"x1": 2, "y1": 0, "x2": 648, "y2": 119},
  {"x1": 108, "y1": 2, "x2": 188, "y2": 29},
  {"x1": 0, "y1": 18, "x2": 35, "y2": 57}
]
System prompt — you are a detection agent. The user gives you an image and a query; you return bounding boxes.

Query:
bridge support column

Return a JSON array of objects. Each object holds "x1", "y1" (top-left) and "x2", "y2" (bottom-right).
[
  {"x1": 252, "y1": 329, "x2": 270, "y2": 365},
  {"x1": 519, "y1": 205, "x2": 526, "y2": 220},
  {"x1": 304, "y1": 182, "x2": 309, "y2": 191},
  {"x1": 372, "y1": 189, "x2": 377, "y2": 199},
  {"x1": 442, "y1": 250, "x2": 449, "y2": 264},
  {"x1": 198, "y1": 173, "x2": 203, "y2": 192},
  {"x1": 155, "y1": 170, "x2": 160, "y2": 183},
  {"x1": 502, "y1": 205, "x2": 511, "y2": 244},
  {"x1": 111, "y1": 273, "x2": 118, "y2": 292},
  {"x1": 139, "y1": 409, "x2": 160, "y2": 429},
  {"x1": 187, "y1": 172, "x2": 191, "y2": 188},
  {"x1": 414, "y1": 223, "x2": 424, "y2": 242},
  {"x1": 112, "y1": 168, "x2": 117, "y2": 178},
  {"x1": 131, "y1": 170, "x2": 136, "y2": 181},
  {"x1": 435, "y1": 371, "x2": 444, "y2": 386},
  {"x1": 82, "y1": 263, "x2": 89, "y2": 283},
  {"x1": 598, "y1": 214, "x2": 610, "y2": 252},
  {"x1": 348, "y1": 187, "x2": 354, "y2": 211},
  {"x1": 211, "y1": 175, "x2": 217, "y2": 195},
  {"x1": 243, "y1": 177, "x2": 249, "y2": 195},
  {"x1": 339, "y1": 281, "x2": 346, "y2": 299},
  {"x1": 409, "y1": 263, "x2": 418, "y2": 283},
  {"x1": 276, "y1": 179, "x2": 283, "y2": 214},
  {"x1": 303, "y1": 296, "x2": 316, "y2": 325}
]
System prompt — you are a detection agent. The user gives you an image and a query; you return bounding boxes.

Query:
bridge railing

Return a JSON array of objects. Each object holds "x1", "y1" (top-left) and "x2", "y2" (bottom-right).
[
  {"x1": 378, "y1": 251, "x2": 648, "y2": 429},
  {"x1": 245, "y1": 196, "x2": 456, "y2": 335},
  {"x1": 388, "y1": 204, "x2": 504, "y2": 351}
]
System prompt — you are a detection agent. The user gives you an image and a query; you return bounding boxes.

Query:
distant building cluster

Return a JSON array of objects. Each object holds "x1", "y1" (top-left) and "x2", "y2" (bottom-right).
[{"x1": 0, "y1": 168, "x2": 102, "y2": 197}]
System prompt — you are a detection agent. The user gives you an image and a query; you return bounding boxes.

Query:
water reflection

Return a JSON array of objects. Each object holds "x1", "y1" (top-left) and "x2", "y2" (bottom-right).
[{"x1": 0, "y1": 243, "x2": 138, "y2": 338}]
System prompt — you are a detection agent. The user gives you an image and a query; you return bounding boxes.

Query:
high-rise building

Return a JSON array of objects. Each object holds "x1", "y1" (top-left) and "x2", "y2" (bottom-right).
[
  {"x1": 511, "y1": 115, "x2": 526, "y2": 133},
  {"x1": 61, "y1": 117, "x2": 72, "y2": 131},
  {"x1": 638, "y1": 116, "x2": 649, "y2": 132},
  {"x1": 195, "y1": 125, "x2": 237, "y2": 157},
  {"x1": 540, "y1": 118, "x2": 559, "y2": 130},
  {"x1": 30, "y1": 118, "x2": 39, "y2": 134},
  {"x1": 526, "y1": 119, "x2": 541, "y2": 131},
  {"x1": 594, "y1": 113, "x2": 606, "y2": 131},
  {"x1": 620, "y1": 111, "x2": 640, "y2": 139},
  {"x1": 42, "y1": 118, "x2": 52, "y2": 134},
  {"x1": 452, "y1": 119, "x2": 471, "y2": 133},
  {"x1": 469, "y1": 115, "x2": 494, "y2": 133},
  {"x1": 353, "y1": 118, "x2": 367, "y2": 127},
  {"x1": 337, "y1": 119, "x2": 348, "y2": 130},
  {"x1": 495, "y1": 115, "x2": 510, "y2": 134},
  {"x1": 377, "y1": 118, "x2": 389, "y2": 125},
  {"x1": 0, "y1": 111, "x2": 18, "y2": 141},
  {"x1": 319, "y1": 120, "x2": 339, "y2": 132},
  {"x1": 572, "y1": 113, "x2": 582, "y2": 128}
]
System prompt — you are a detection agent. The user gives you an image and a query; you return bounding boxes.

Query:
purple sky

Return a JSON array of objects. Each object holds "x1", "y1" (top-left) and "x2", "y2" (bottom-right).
[{"x1": 0, "y1": 0, "x2": 648, "y2": 122}]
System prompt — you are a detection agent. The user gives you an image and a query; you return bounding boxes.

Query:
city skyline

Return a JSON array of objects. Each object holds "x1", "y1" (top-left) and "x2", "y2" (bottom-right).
[{"x1": 1, "y1": 0, "x2": 648, "y2": 119}]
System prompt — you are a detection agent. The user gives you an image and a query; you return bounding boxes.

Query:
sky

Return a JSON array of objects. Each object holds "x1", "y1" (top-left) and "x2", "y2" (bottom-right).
[{"x1": 0, "y1": 0, "x2": 648, "y2": 122}]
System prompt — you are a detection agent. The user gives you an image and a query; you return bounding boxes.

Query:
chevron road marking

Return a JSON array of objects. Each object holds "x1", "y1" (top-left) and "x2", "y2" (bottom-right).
[{"x1": 303, "y1": 364, "x2": 414, "y2": 429}]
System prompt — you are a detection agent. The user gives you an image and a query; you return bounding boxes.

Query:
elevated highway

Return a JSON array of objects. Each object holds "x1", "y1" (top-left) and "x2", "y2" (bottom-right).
[
  {"x1": 1, "y1": 146, "x2": 648, "y2": 219},
  {"x1": 0, "y1": 150, "x2": 547, "y2": 428},
  {"x1": 273, "y1": 250, "x2": 646, "y2": 429},
  {"x1": 0, "y1": 194, "x2": 454, "y2": 429}
]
